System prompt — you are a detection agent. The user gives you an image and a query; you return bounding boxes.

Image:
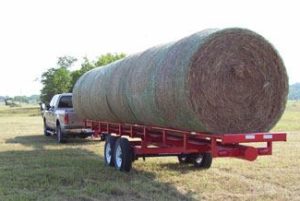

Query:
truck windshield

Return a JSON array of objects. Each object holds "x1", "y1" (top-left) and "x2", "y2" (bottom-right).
[{"x1": 58, "y1": 96, "x2": 73, "y2": 108}]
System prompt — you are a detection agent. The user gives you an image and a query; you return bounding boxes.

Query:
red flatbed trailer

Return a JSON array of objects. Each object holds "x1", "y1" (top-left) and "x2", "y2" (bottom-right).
[{"x1": 85, "y1": 120, "x2": 287, "y2": 172}]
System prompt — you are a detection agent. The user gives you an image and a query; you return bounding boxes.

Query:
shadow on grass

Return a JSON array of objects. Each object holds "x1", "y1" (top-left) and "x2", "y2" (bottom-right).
[
  {"x1": 157, "y1": 162, "x2": 208, "y2": 174},
  {"x1": 5, "y1": 134, "x2": 100, "y2": 150},
  {"x1": 0, "y1": 148, "x2": 197, "y2": 201},
  {"x1": 3, "y1": 135, "x2": 198, "y2": 200}
]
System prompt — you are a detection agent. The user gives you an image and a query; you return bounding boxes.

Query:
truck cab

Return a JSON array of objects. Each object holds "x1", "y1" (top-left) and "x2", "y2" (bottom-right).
[{"x1": 42, "y1": 93, "x2": 92, "y2": 143}]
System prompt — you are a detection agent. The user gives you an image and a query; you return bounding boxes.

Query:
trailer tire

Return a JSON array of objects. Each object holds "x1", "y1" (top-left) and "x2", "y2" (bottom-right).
[
  {"x1": 78, "y1": 133, "x2": 89, "y2": 139},
  {"x1": 104, "y1": 135, "x2": 118, "y2": 167},
  {"x1": 56, "y1": 124, "x2": 66, "y2": 143},
  {"x1": 113, "y1": 138, "x2": 133, "y2": 172},
  {"x1": 193, "y1": 153, "x2": 212, "y2": 169},
  {"x1": 101, "y1": 132, "x2": 109, "y2": 141},
  {"x1": 178, "y1": 154, "x2": 193, "y2": 164}
]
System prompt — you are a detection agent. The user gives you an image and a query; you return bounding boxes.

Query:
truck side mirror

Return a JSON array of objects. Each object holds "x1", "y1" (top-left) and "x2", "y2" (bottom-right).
[
  {"x1": 40, "y1": 103, "x2": 46, "y2": 111},
  {"x1": 41, "y1": 103, "x2": 50, "y2": 110},
  {"x1": 46, "y1": 104, "x2": 51, "y2": 110}
]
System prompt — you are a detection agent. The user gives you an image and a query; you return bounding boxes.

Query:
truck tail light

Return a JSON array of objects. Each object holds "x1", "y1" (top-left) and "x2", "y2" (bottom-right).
[{"x1": 64, "y1": 114, "x2": 69, "y2": 124}]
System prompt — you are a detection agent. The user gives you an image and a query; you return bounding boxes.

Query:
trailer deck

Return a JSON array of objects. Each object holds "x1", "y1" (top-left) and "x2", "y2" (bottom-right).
[{"x1": 85, "y1": 120, "x2": 286, "y2": 172}]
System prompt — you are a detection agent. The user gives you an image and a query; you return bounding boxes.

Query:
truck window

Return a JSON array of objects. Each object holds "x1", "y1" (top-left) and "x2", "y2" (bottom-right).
[
  {"x1": 58, "y1": 96, "x2": 73, "y2": 108},
  {"x1": 50, "y1": 95, "x2": 59, "y2": 107}
]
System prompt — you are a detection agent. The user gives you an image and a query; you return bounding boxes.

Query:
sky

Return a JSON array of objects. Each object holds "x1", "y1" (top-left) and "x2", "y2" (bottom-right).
[{"x1": 0, "y1": 0, "x2": 299, "y2": 96}]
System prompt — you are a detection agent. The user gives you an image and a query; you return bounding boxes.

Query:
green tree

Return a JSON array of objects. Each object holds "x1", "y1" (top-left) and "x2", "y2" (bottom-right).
[
  {"x1": 28, "y1": 95, "x2": 40, "y2": 103},
  {"x1": 289, "y1": 83, "x2": 300, "y2": 100},
  {"x1": 70, "y1": 53, "x2": 126, "y2": 90},
  {"x1": 57, "y1": 56, "x2": 77, "y2": 68},
  {"x1": 95, "y1": 53, "x2": 126, "y2": 67},
  {"x1": 70, "y1": 57, "x2": 95, "y2": 91},
  {"x1": 40, "y1": 56, "x2": 76, "y2": 103},
  {"x1": 40, "y1": 53, "x2": 126, "y2": 103},
  {"x1": 13, "y1": 96, "x2": 29, "y2": 103},
  {"x1": 40, "y1": 67, "x2": 72, "y2": 103}
]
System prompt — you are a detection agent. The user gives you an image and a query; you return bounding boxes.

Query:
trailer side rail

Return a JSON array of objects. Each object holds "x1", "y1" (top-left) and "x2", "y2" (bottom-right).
[{"x1": 85, "y1": 120, "x2": 286, "y2": 161}]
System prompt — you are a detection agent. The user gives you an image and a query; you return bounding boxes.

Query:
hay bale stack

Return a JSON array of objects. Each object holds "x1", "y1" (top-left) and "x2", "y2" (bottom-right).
[{"x1": 73, "y1": 28, "x2": 288, "y2": 134}]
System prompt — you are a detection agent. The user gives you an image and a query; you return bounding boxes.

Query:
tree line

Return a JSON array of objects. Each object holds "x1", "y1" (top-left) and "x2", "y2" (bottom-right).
[
  {"x1": 0, "y1": 95, "x2": 40, "y2": 106},
  {"x1": 40, "y1": 53, "x2": 126, "y2": 103},
  {"x1": 288, "y1": 83, "x2": 300, "y2": 100}
]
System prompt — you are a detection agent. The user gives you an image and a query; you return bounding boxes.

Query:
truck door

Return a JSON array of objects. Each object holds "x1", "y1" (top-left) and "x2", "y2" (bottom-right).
[{"x1": 47, "y1": 95, "x2": 59, "y2": 129}]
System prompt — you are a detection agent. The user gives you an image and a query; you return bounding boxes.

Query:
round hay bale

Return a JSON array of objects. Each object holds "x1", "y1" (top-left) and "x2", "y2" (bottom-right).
[{"x1": 73, "y1": 28, "x2": 288, "y2": 134}]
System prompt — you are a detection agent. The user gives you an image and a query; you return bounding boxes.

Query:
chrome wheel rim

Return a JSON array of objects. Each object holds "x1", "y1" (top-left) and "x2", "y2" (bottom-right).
[
  {"x1": 115, "y1": 145, "x2": 122, "y2": 169},
  {"x1": 105, "y1": 143, "x2": 112, "y2": 163},
  {"x1": 195, "y1": 155, "x2": 203, "y2": 164},
  {"x1": 181, "y1": 156, "x2": 187, "y2": 162}
]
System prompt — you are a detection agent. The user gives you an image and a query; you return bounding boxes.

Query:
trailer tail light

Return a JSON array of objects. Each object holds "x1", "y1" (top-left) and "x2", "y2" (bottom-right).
[{"x1": 64, "y1": 114, "x2": 69, "y2": 125}]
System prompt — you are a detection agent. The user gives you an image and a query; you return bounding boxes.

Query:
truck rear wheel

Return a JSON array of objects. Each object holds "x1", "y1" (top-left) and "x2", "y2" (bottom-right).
[
  {"x1": 56, "y1": 124, "x2": 66, "y2": 143},
  {"x1": 113, "y1": 138, "x2": 133, "y2": 172},
  {"x1": 104, "y1": 135, "x2": 118, "y2": 166},
  {"x1": 193, "y1": 153, "x2": 212, "y2": 169}
]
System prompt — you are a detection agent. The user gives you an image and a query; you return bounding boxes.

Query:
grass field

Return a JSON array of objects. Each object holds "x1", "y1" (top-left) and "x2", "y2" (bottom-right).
[{"x1": 0, "y1": 102, "x2": 299, "y2": 201}]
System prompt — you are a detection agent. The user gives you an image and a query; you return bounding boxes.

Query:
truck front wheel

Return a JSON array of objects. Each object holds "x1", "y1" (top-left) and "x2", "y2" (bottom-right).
[{"x1": 43, "y1": 120, "x2": 50, "y2": 136}]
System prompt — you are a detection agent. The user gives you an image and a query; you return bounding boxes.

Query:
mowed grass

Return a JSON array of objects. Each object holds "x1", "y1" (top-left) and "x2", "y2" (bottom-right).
[{"x1": 0, "y1": 103, "x2": 299, "y2": 201}]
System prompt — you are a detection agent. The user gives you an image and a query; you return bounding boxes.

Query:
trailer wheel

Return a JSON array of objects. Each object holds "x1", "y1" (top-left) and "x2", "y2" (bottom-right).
[
  {"x1": 113, "y1": 138, "x2": 133, "y2": 172},
  {"x1": 193, "y1": 153, "x2": 212, "y2": 169},
  {"x1": 56, "y1": 124, "x2": 66, "y2": 143},
  {"x1": 104, "y1": 135, "x2": 118, "y2": 166},
  {"x1": 178, "y1": 154, "x2": 193, "y2": 164},
  {"x1": 101, "y1": 132, "x2": 109, "y2": 141}
]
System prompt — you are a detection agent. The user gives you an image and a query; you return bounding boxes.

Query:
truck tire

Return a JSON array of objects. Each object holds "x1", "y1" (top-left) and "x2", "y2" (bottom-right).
[
  {"x1": 193, "y1": 153, "x2": 212, "y2": 169},
  {"x1": 56, "y1": 124, "x2": 66, "y2": 143},
  {"x1": 104, "y1": 135, "x2": 118, "y2": 166},
  {"x1": 43, "y1": 120, "x2": 50, "y2": 136},
  {"x1": 113, "y1": 138, "x2": 133, "y2": 172},
  {"x1": 178, "y1": 154, "x2": 193, "y2": 164}
]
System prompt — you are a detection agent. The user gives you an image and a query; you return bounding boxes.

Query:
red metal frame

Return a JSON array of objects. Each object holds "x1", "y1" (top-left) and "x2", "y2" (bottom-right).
[{"x1": 85, "y1": 120, "x2": 286, "y2": 161}]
